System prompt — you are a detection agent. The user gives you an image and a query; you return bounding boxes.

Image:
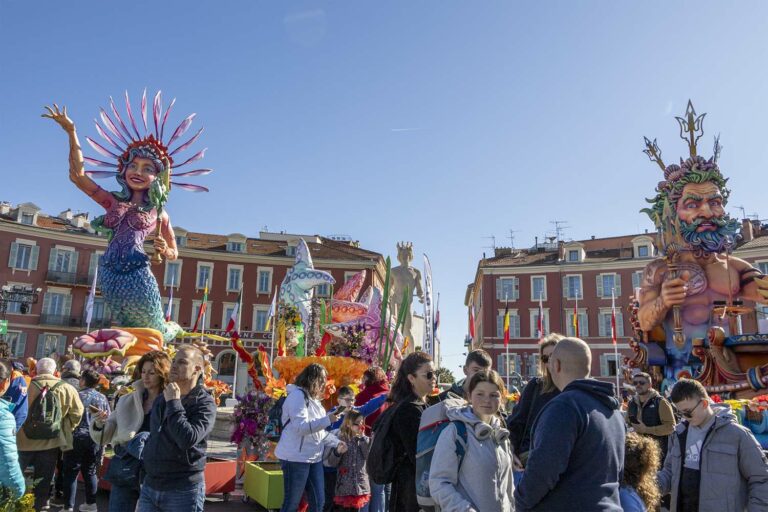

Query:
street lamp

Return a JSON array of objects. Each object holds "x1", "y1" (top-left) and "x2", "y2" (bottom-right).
[{"x1": 0, "y1": 285, "x2": 41, "y2": 358}]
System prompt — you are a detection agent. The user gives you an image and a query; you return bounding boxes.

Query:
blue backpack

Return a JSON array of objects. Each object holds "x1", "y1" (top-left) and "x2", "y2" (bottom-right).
[{"x1": 415, "y1": 399, "x2": 469, "y2": 511}]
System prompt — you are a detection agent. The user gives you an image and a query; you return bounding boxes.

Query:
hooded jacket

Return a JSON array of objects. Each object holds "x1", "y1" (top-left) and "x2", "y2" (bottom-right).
[
  {"x1": 514, "y1": 379, "x2": 624, "y2": 512},
  {"x1": 507, "y1": 376, "x2": 560, "y2": 456},
  {"x1": 15, "y1": 374, "x2": 83, "y2": 452},
  {"x1": 275, "y1": 384, "x2": 340, "y2": 463},
  {"x1": 142, "y1": 382, "x2": 217, "y2": 491},
  {"x1": 2, "y1": 374, "x2": 28, "y2": 431},
  {"x1": 657, "y1": 403, "x2": 768, "y2": 512},
  {"x1": 429, "y1": 406, "x2": 515, "y2": 512},
  {"x1": 0, "y1": 398, "x2": 24, "y2": 498}
]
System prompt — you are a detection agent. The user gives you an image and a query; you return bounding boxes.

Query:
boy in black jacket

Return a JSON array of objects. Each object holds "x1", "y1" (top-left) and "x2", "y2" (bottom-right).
[{"x1": 139, "y1": 345, "x2": 217, "y2": 512}]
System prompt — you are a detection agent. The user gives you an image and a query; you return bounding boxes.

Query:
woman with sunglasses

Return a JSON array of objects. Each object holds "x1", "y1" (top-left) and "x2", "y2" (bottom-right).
[
  {"x1": 386, "y1": 351, "x2": 436, "y2": 512},
  {"x1": 429, "y1": 369, "x2": 515, "y2": 512},
  {"x1": 506, "y1": 333, "x2": 564, "y2": 471}
]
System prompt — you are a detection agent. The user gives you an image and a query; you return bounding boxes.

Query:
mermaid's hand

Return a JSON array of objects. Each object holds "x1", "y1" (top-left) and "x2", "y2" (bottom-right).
[
  {"x1": 42, "y1": 104, "x2": 75, "y2": 133},
  {"x1": 153, "y1": 236, "x2": 169, "y2": 257}
]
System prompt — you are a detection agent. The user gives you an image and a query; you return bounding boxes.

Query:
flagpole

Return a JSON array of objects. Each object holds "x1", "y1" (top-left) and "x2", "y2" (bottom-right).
[
  {"x1": 232, "y1": 286, "x2": 242, "y2": 397},
  {"x1": 200, "y1": 280, "x2": 208, "y2": 347},
  {"x1": 85, "y1": 266, "x2": 97, "y2": 335},
  {"x1": 505, "y1": 294, "x2": 510, "y2": 391},
  {"x1": 269, "y1": 287, "x2": 277, "y2": 364},
  {"x1": 612, "y1": 290, "x2": 621, "y2": 399}
]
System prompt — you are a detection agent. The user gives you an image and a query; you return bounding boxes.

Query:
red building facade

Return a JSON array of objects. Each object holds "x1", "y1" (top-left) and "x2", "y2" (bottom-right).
[
  {"x1": 0, "y1": 201, "x2": 385, "y2": 395},
  {"x1": 466, "y1": 225, "x2": 768, "y2": 386}
]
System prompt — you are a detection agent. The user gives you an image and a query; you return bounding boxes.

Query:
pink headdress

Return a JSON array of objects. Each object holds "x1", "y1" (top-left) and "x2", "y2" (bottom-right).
[{"x1": 83, "y1": 88, "x2": 212, "y2": 193}]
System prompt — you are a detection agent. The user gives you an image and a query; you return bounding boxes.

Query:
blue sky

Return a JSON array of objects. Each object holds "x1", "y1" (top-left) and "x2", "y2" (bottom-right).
[{"x1": 2, "y1": 1, "x2": 767, "y2": 376}]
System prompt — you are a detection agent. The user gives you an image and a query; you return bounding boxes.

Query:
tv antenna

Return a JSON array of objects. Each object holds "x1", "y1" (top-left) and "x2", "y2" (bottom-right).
[
  {"x1": 483, "y1": 235, "x2": 496, "y2": 250},
  {"x1": 508, "y1": 229, "x2": 519, "y2": 249},
  {"x1": 550, "y1": 220, "x2": 569, "y2": 243},
  {"x1": 734, "y1": 206, "x2": 747, "y2": 220}
]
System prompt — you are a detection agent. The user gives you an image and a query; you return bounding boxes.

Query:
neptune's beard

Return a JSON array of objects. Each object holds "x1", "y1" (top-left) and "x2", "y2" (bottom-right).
[{"x1": 680, "y1": 215, "x2": 741, "y2": 254}]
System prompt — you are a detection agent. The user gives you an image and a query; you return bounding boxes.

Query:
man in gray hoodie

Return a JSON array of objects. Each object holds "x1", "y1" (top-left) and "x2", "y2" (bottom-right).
[{"x1": 658, "y1": 378, "x2": 768, "y2": 512}]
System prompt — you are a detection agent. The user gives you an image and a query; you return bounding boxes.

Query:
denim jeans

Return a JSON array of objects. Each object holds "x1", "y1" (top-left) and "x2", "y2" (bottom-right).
[
  {"x1": 280, "y1": 459, "x2": 325, "y2": 512},
  {"x1": 109, "y1": 483, "x2": 141, "y2": 512},
  {"x1": 18, "y1": 447, "x2": 60, "y2": 511},
  {"x1": 137, "y1": 480, "x2": 206, "y2": 512},
  {"x1": 363, "y1": 482, "x2": 389, "y2": 512},
  {"x1": 62, "y1": 435, "x2": 102, "y2": 509}
]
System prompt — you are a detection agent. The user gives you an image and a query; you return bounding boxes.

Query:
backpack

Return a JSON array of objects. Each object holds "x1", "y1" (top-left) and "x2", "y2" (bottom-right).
[
  {"x1": 367, "y1": 400, "x2": 406, "y2": 485},
  {"x1": 415, "y1": 398, "x2": 469, "y2": 511},
  {"x1": 265, "y1": 388, "x2": 309, "y2": 442},
  {"x1": 23, "y1": 380, "x2": 64, "y2": 440}
]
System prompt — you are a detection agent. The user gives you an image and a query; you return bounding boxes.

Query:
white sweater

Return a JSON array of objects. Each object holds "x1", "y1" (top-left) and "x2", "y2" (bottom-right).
[
  {"x1": 89, "y1": 380, "x2": 149, "y2": 447},
  {"x1": 274, "y1": 385, "x2": 339, "y2": 463}
]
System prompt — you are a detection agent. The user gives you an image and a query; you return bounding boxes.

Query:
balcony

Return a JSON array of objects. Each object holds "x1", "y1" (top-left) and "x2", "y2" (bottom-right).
[
  {"x1": 44, "y1": 271, "x2": 94, "y2": 287},
  {"x1": 84, "y1": 317, "x2": 114, "y2": 329},
  {"x1": 39, "y1": 313, "x2": 83, "y2": 327}
]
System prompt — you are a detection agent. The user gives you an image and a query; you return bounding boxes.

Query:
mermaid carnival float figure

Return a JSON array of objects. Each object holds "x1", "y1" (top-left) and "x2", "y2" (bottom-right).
[
  {"x1": 637, "y1": 101, "x2": 768, "y2": 390},
  {"x1": 42, "y1": 91, "x2": 212, "y2": 364}
]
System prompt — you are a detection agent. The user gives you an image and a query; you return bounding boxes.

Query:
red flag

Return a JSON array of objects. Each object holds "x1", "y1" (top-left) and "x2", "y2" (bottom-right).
[{"x1": 469, "y1": 306, "x2": 476, "y2": 339}]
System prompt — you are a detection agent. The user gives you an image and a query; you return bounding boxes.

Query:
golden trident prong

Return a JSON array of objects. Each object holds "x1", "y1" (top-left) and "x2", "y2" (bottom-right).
[
  {"x1": 643, "y1": 137, "x2": 666, "y2": 171},
  {"x1": 675, "y1": 100, "x2": 706, "y2": 158}
]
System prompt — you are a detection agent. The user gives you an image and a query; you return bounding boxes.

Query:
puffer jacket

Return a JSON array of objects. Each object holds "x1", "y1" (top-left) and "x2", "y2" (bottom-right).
[
  {"x1": 658, "y1": 403, "x2": 768, "y2": 512},
  {"x1": 16, "y1": 374, "x2": 83, "y2": 452},
  {"x1": 429, "y1": 406, "x2": 515, "y2": 512},
  {"x1": 275, "y1": 384, "x2": 340, "y2": 463},
  {"x1": 327, "y1": 434, "x2": 371, "y2": 497},
  {"x1": 0, "y1": 398, "x2": 24, "y2": 498}
]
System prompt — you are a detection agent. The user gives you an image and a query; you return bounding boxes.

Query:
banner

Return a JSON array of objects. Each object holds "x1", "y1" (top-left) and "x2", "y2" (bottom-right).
[{"x1": 423, "y1": 254, "x2": 434, "y2": 356}]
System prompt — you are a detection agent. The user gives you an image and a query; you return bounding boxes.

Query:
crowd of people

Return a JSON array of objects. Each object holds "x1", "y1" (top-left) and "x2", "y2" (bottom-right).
[
  {"x1": 3, "y1": 335, "x2": 768, "y2": 511},
  {"x1": 0, "y1": 344, "x2": 216, "y2": 512}
]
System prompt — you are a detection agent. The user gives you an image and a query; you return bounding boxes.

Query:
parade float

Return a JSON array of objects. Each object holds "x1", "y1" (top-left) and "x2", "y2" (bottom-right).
[{"x1": 625, "y1": 101, "x2": 768, "y2": 445}]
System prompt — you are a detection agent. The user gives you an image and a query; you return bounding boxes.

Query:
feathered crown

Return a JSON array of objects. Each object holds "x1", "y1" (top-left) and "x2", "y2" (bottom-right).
[{"x1": 84, "y1": 88, "x2": 211, "y2": 192}]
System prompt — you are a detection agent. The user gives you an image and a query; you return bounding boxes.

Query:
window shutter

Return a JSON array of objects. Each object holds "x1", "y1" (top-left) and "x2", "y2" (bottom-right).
[
  {"x1": 562, "y1": 276, "x2": 568, "y2": 297},
  {"x1": 616, "y1": 312, "x2": 624, "y2": 337},
  {"x1": 35, "y1": 334, "x2": 46, "y2": 359},
  {"x1": 48, "y1": 248, "x2": 59, "y2": 271},
  {"x1": 58, "y1": 335, "x2": 67, "y2": 355},
  {"x1": 514, "y1": 277, "x2": 520, "y2": 300},
  {"x1": 496, "y1": 278, "x2": 502, "y2": 300},
  {"x1": 615, "y1": 274, "x2": 622, "y2": 297},
  {"x1": 63, "y1": 295, "x2": 73, "y2": 317},
  {"x1": 42, "y1": 293, "x2": 52, "y2": 315},
  {"x1": 581, "y1": 312, "x2": 589, "y2": 337},
  {"x1": 632, "y1": 271, "x2": 641, "y2": 290},
  {"x1": 8, "y1": 242, "x2": 18, "y2": 268},
  {"x1": 497, "y1": 355, "x2": 505, "y2": 375},
  {"x1": 13, "y1": 332, "x2": 27, "y2": 358},
  {"x1": 69, "y1": 251, "x2": 79, "y2": 274},
  {"x1": 30, "y1": 246, "x2": 39, "y2": 270},
  {"x1": 596, "y1": 274, "x2": 604, "y2": 298},
  {"x1": 600, "y1": 355, "x2": 608, "y2": 376}
]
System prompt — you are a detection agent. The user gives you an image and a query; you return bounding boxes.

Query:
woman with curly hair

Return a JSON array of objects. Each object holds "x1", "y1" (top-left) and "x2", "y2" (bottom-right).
[{"x1": 621, "y1": 432, "x2": 662, "y2": 512}]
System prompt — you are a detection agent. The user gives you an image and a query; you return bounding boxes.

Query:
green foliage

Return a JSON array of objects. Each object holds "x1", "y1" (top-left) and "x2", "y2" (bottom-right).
[{"x1": 435, "y1": 367, "x2": 455, "y2": 384}]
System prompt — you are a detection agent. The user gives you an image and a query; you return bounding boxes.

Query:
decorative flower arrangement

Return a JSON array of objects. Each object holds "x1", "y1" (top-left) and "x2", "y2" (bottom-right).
[
  {"x1": 0, "y1": 487, "x2": 35, "y2": 512},
  {"x1": 205, "y1": 378, "x2": 232, "y2": 406},
  {"x1": 325, "y1": 325, "x2": 378, "y2": 364},
  {"x1": 273, "y1": 356, "x2": 368, "y2": 394},
  {"x1": 507, "y1": 392, "x2": 521, "y2": 404},
  {"x1": 231, "y1": 390, "x2": 274, "y2": 459}
]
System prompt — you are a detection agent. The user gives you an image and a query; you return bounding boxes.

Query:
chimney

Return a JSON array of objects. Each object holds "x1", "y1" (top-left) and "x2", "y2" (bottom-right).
[
  {"x1": 73, "y1": 212, "x2": 89, "y2": 229},
  {"x1": 494, "y1": 247, "x2": 512, "y2": 258},
  {"x1": 59, "y1": 209, "x2": 73, "y2": 221},
  {"x1": 0, "y1": 202, "x2": 10, "y2": 215},
  {"x1": 741, "y1": 219, "x2": 754, "y2": 243},
  {"x1": 591, "y1": 235, "x2": 596, "y2": 240}
]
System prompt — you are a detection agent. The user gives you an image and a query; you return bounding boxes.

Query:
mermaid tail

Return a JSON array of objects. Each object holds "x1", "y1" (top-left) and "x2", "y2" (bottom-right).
[{"x1": 100, "y1": 262, "x2": 182, "y2": 342}]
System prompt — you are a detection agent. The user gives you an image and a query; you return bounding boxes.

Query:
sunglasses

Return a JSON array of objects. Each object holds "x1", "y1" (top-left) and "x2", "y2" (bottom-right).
[
  {"x1": 632, "y1": 380, "x2": 648, "y2": 386},
  {"x1": 679, "y1": 400, "x2": 704, "y2": 419},
  {"x1": 418, "y1": 371, "x2": 436, "y2": 380}
]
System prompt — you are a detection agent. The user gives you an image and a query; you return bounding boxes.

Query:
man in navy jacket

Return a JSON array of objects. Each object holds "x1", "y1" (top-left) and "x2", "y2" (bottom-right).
[
  {"x1": 138, "y1": 345, "x2": 217, "y2": 512},
  {"x1": 1, "y1": 372, "x2": 28, "y2": 430},
  {"x1": 514, "y1": 337, "x2": 625, "y2": 512}
]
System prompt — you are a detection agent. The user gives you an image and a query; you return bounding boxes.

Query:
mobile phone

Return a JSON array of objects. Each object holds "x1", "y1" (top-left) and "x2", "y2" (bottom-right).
[
  {"x1": 335, "y1": 405, "x2": 348, "y2": 414},
  {"x1": 88, "y1": 404, "x2": 101, "y2": 414}
]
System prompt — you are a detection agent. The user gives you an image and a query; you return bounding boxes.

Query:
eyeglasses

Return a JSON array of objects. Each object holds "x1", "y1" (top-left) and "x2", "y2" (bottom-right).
[
  {"x1": 679, "y1": 400, "x2": 704, "y2": 419},
  {"x1": 418, "y1": 371, "x2": 436, "y2": 380}
]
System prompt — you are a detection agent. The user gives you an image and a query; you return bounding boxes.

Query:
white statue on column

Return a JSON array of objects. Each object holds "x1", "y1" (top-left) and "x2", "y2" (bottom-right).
[{"x1": 390, "y1": 242, "x2": 425, "y2": 347}]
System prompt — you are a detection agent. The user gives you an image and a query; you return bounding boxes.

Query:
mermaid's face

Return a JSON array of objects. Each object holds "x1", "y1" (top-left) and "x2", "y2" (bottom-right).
[{"x1": 124, "y1": 157, "x2": 159, "y2": 192}]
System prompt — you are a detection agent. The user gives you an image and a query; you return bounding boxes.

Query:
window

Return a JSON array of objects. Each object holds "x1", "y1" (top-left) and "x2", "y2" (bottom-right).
[
  {"x1": 20, "y1": 213, "x2": 34, "y2": 225},
  {"x1": 496, "y1": 311, "x2": 520, "y2": 338},
  {"x1": 257, "y1": 268, "x2": 273, "y2": 294},
  {"x1": 598, "y1": 309, "x2": 624, "y2": 337},
  {"x1": 5, "y1": 331, "x2": 26, "y2": 358},
  {"x1": 758, "y1": 262, "x2": 768, "y2": 275},
  {"x1": 563, "y1": 275, "x2": 583, "y2": 299},
  {"x1": 568, "y1": 250, "x2": 580, "y2": 262},
  {"x1": 190, "y1": 301, "x2": 212, "y2": 329},
  {"x1": 286, "y1": 246, "x2": 296, "y2": 257},
  {"x1": 316, "y1": 281, "x2": 330, "y2": 297},
  {"x1": 8, "y1": 242, "x2": 39, "y2": 271},
  {"x1": 175, "y1": 235, "x2": 186, "y2": 247},
  {"x1": 631, "y1": 270, "x2": 643, "y2": 291},
  {"x1": 529, "y1": 309, "x2": 549, "y2": 338},
  {"x1": 531, "y1": 276, "x2": 546, "y2": 301},
  {"x1": 88, "y1": 251, "x2": 104, "y2": 279},
  {"x1": 495, "y1": 277, "x2": 519, "y2": 301},
  {"x1": 254, "y1": 308, "x2": 269, "y2": 332},
  {"x1": 217, "y1": 352, "x2": 236, "y2": 377},
  {"x1": 36, "y1": 333, "x2": 64, "y2": 359},
  {"x1": 161, "y1": 298, "x2": 180, "y2": 322},
  {"x1": 227, "y1": 241, "x2": 244, "y2": 253},
  {"x1": 597, "y1": 273, "x2": 621, "y2": 299},
  {"x1": 601, "y1": 354, "x2": 621, "y2": 377},
  {"x1": 227, "y1": 266, "x2": 242, "y2": 292},
  {"x1": 51, "y1": 249, "x2": 74, "y2": 273},
  {"x1": 5, "y1": 301, "x2": 21, "y2": 314},
  {"x1": 344, "y1": 272, "x2": 358, "y2": 283},
  {"x1": 90, "y1": 297, "x2": 107, "y2": 320},
  {"x1": 637, "y1": 245, "x2": 649, "y2": 258},
  {"x1": 565, "y1": 309, "x2": 589, "y2": 337},
  {"x1": 197, "y1": 264, "x2": 213, "y2": 289},
  {"x1": 497, "y1": 353, "x2": 522, "y2": 377},
  {"x1": 165, "y1": 261, "x2": 181, "y2": 287},
  {"x1": 43, "y1": 292, "x2": 71, "y2": 317},
  {"x1": 527, "y1": 353, "x2": 540, "y2": 378}
]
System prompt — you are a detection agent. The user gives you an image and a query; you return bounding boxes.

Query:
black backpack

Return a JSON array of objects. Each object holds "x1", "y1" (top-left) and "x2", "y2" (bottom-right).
[
  {"x1": 265, "y1": 388, "x2": 309, "y2": 442},
  {"x1": 367, "y1": 401, "x2": 404, "y2": 485},
  {"x1": 23, "y1": 380, "x2": 64, "y2": 440}
]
